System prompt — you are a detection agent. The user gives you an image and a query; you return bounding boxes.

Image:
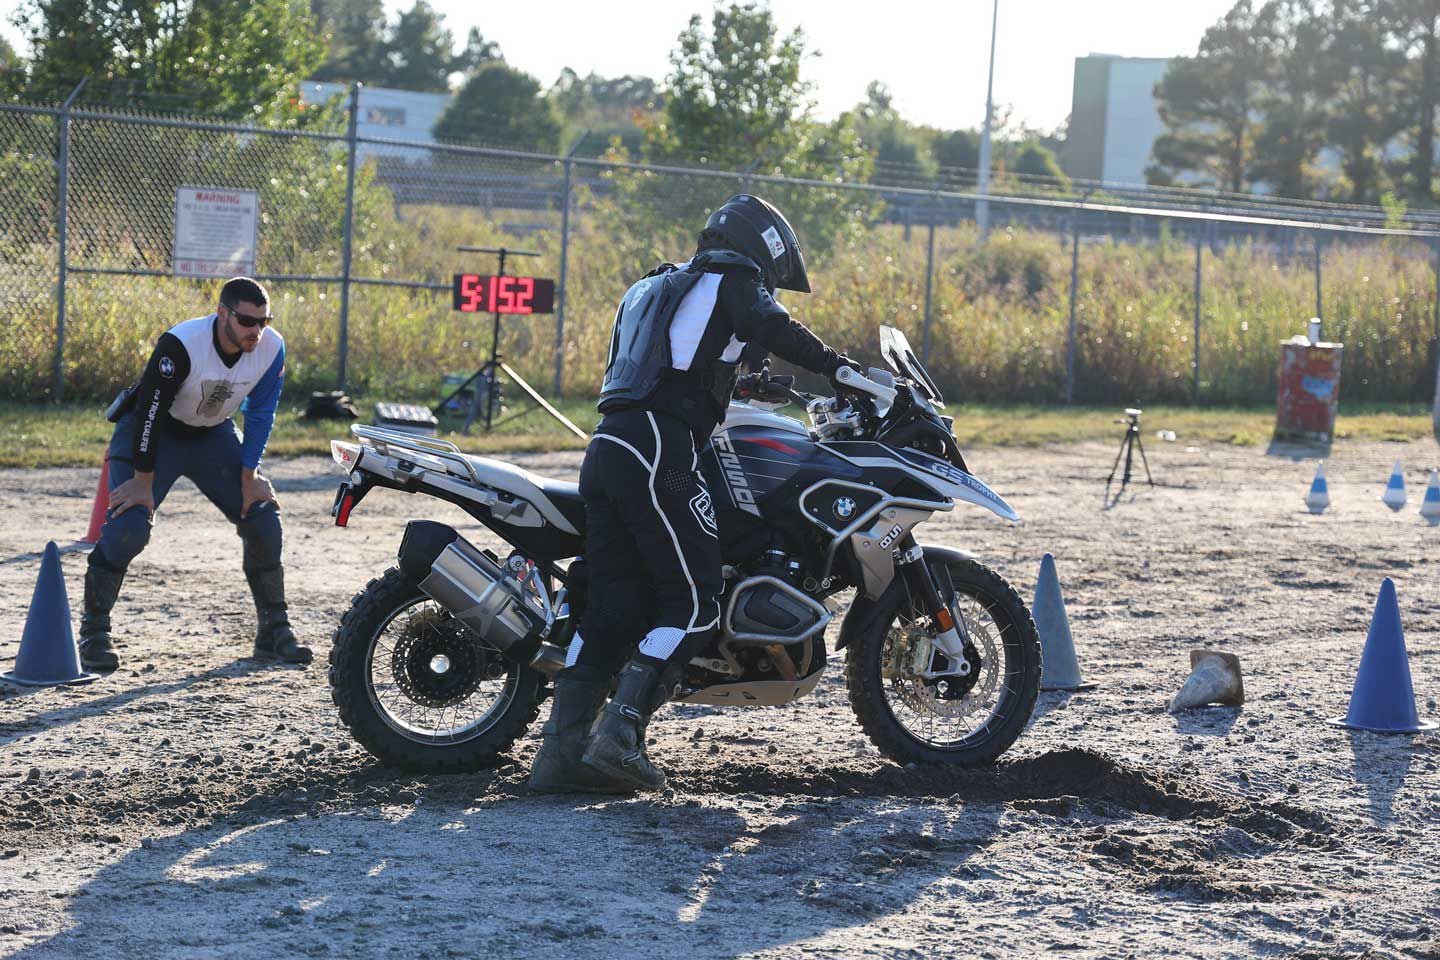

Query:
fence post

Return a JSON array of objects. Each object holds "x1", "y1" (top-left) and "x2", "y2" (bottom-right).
[
  {"x1": 1313, "y1": 231, "x2": 1323, "y2": 322},
  {"x1": 337, "y1": 83, "x2": 360, "y2": 391},
  {"x1": 921, "y1": 188, "x2": 938, "y2": 365},
  {"x1": 553, "y1": 132, "x2": 586, "y2": 398},
  {"x1": 1065, "y1": 200, "x2": 1082, "y2": 405},
  {"x1": 1192, "y1": 224, "x2": 1203, "y2": 404},
  {"x1": 54, "y1": 77, "x2": 88, "y2": 402}
]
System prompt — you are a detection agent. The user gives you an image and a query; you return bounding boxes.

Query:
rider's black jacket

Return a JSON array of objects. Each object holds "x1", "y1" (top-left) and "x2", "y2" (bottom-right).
[{"x1": 601, "y1": 258, "x2": 844, "y2": 441}]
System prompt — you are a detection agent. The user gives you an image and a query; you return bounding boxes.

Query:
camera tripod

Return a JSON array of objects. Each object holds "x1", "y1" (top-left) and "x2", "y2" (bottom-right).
[{"x1": 1105, "y1": 407, "x2": 1154, "y2": 501}]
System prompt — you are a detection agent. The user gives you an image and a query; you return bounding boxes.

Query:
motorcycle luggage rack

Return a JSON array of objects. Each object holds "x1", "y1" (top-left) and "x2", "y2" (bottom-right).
[{"x1": 352, "y1": 424, "x2": 480, "y2": 485}]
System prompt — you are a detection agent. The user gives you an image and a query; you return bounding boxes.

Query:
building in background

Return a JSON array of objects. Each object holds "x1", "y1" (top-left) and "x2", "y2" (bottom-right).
[
  {"x1": 1064, "y1": 55, "x2": 1170, "y2": 189},
  {"x1": 302, "y1": 82, "x2": 452, "y2": 161}
]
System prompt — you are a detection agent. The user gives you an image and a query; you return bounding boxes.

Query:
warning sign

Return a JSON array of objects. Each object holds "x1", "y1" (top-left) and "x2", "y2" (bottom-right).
[{"x1": 172, "y1": 186, "x2": 258, "y2": 279}]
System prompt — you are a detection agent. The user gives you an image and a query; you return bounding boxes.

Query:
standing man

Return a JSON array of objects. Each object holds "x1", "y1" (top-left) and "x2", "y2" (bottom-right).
[
  {"x1": 528, "y1": 195, "x2": 859, "y2": 794},
  {"x1": 79, "y1": 277, "x2": 311, "y2": 671}
]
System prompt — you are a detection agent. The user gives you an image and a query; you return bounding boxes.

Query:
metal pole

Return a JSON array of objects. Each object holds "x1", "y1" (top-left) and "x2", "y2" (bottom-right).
[
  {"x1": 485, "y1": 248, "x2": 507, "y2": 431},
  {"x1": 1432, "y1": 238, "x2": 1438, "y2": 346},
  {"x1": 337, "y1": 83, "x2": 361, "y2": 390},
  {"x1": 921, "y1": 189, "x2": 938, "y2": 364},
  {"x1": 975, "y1": 0, "x2": 999, "y2": 242},
  {"x1": 553, "y1": 132, "x2": 586, "y2": 398},
  {"x1": 55, "y1": 77, "x2": 88, "y2": 402},
  {"x1": 1065, "y1": 203, "x2": 1080, "y2": 404},
  {"x1": 1193, "y1": 225, "x2": 1203, "y2": 404},
  {"x1": 1313, "y1": 231, "x2": 1323, "y2": 321}
]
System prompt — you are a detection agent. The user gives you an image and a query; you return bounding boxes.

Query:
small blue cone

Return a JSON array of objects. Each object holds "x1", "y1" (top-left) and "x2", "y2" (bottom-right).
[
  {"x1": 3, "y1": 542, "x2": 96, "y2": 687},
  {"x1": 1033, "y1": 553, "x2": 1095, "y2": 691},
  {"x1": 1305, "y1": 462, "x2": 1330, "y2": 514},
  {"x1": 1420, "y1": 468, "x2": 1440, "y2": 525},
  {"x1": 1382, "y1": 460, "x2": 1407, "y2": 511},
  {"x1": 1328, "y1": 578, "x2": 1436, "y2": 733}
]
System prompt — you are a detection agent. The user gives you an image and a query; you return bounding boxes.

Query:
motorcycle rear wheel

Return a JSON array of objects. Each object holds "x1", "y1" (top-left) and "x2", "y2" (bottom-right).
[
  {"x1": 845, "y1": 557, "x2": 1041, "y2": 766},
  {"x1": 329, "y1": 567, "x2": 543, "y2": 772}
]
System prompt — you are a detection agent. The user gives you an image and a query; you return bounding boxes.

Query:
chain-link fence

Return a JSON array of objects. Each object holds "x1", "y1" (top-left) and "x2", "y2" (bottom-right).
[{"x1": 4, "y1": 84, "x2": 1439, "y2": 408}]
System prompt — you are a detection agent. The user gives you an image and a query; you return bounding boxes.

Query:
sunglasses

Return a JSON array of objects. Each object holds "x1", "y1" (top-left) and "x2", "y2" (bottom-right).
[{"x1": 224, "y1": 304, "x2": 273, "y2": 328}]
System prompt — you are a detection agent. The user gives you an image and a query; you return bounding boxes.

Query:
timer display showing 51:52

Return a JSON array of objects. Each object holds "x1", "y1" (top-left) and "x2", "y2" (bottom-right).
[{"x1": 452, "y1": 273, "x2": 556, "y2": 315}]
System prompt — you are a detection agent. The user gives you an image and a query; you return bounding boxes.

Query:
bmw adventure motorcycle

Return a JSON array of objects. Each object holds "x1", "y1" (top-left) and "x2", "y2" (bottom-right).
[{"x1": 326, "y1": 325, "x2": 1041, "y2": 772}]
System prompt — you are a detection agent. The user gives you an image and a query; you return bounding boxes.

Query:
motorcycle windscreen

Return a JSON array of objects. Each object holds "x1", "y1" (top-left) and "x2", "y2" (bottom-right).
[{"x1": 879, "y1": 324, "x2": 943, "y2": 405}]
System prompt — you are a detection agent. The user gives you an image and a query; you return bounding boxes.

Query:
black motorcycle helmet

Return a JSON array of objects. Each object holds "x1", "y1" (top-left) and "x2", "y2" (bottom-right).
[{"x1": 699, "y1": 194, "x2": 811, "y2": 293}]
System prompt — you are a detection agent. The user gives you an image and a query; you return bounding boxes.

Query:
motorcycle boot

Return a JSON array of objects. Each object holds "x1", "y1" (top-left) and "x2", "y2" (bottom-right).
[
  {"x1": 527, "y1": 666, "x2": 631, "y2": 794},
  {"x1": 245, "y1": 564, "x2": 313, "y2": 664},
  {"x1": 78, "y1": 554, "x2": 125, "y2": 672},
  {"x1": 581, "y1": 659, "x2": 668, "y2": 792}
]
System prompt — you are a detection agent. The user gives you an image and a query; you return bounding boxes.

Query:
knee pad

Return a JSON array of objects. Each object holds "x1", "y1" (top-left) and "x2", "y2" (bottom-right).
[
  {"x1": 237, "y1": 501, "x2": 284, "y2": 568},
  {"x1": 100, "y1": 508, "x2": 152, "y2": 568}
]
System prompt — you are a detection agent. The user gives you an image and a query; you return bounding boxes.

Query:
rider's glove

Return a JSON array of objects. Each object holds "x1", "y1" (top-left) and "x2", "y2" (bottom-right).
[{"x1": 829, "y1": 354, "x2": 863, "y2": 391}]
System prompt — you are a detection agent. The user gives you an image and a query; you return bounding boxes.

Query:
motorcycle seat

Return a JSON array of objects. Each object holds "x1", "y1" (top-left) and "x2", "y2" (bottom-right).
[{"x1": 459, "y1": 455, "x2": 584, "y2": 534}]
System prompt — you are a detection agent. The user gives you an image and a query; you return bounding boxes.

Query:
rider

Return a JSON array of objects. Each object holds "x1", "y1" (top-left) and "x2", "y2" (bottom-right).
[
  {"x1": 78, "y1": 277, "x2": 311, "y2": 672},
  {"x1": 529, "y1": 194, "x2": 860, "y2": 793}
]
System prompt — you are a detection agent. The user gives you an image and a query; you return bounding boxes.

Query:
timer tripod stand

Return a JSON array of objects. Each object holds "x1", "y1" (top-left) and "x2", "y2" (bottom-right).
[{"x1": 434, "y1": 245, "x2": 539, "y2": 431}]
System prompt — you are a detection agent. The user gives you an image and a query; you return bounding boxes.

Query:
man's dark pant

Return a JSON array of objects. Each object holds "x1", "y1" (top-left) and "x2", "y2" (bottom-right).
[
  {"x1": 569, "y1": 408, "x2": 722, "y2": 682},
  {"x1": 92, "y1": 412, "x2": 282, "y2": 578}
]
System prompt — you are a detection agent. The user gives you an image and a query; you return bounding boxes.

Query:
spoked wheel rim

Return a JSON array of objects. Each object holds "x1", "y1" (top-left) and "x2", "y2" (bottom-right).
[
  {"x1": 365, "y1": 597, "x2": 520, "y2": 745},
  {"x1": 879, "y1": 584, "x2": 1020, "y2": 750}
]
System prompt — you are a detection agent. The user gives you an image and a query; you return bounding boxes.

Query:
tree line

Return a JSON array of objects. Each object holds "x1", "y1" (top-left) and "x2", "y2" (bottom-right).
[
  {"x1": 3, "y1": 0, "x2": 1066, "y2": 191},
  {"x1": 1150, "y1": 0, "x2": 1440, "y2": 206}
]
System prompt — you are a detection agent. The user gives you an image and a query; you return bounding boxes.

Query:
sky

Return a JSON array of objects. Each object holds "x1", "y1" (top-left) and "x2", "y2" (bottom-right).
[{"x1": 0, "y1": 0, "x2": 1240, "y2": 131}]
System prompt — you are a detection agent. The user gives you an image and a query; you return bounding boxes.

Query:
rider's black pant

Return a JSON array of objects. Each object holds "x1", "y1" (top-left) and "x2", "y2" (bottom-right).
[{"x1": 569, "y1": 409, "x2": 722, "y2": 684}]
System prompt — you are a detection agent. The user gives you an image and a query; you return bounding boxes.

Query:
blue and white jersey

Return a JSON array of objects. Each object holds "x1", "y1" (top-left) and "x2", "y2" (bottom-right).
[
  {"x1": 129, "y1": 313, "x2": 286, "y2": 471},
  {"x1": 166, "y1": 314, "x2": 284, "y2": 429}
]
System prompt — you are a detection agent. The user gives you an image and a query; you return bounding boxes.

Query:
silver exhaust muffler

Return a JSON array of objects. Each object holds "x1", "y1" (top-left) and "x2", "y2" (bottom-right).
[{"x1": 398, "y1": 521, "x2": 567, "y2": 676}]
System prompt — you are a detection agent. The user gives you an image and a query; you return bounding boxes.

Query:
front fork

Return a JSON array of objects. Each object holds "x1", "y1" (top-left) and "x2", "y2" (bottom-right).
[{"x1": 895, "y1": 536, "x2": 975, "y2": 679}]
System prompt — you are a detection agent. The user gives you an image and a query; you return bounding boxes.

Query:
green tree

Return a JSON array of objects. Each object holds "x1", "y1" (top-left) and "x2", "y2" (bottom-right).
[
  {"x1": 310, "y1": 0, "x2": 387, "y2": 84},
  {"x1": 1248, "y1": 0, "x2": 1331, "y2": 198},
  {"x1": 453, "y1": 27, "x2": 501, "y2": 74},
  {"x1": 550, "y1": 68, "x2": 661, "y2": 151},
  {"x1": 14, "y1": 0, "x2": 325, "y2": 117},
  {"x1": 1320, "y1": 0, "x2": 1406, "y2": 202},
  {"x1": 1149, "y1": 0, "x2": 1267, "y2": 192},
  {"x1": 379, "y1": 0, "x2": 454, "y2": 92},
  {"x1": 433, "y1": 60, "x2": 561, "y2": 150},
  {"x1": 932, "y1": 128, "x2": 980, "y2": 186},
  {"x1": 635, "y1": 2, "x2": 874, "y2": 255},
  {"x1": 0, "y1": 34, "x2": 20, "y2": 94},
  {"x1": 1381, "y1": 0, "x2": 1440, "y2": 203},
  {"x1": 853, "y1": 81, "x2": 936, "y2": 185},
  {"x1": 1010, "y1": 141, "x2": 1069, "y2": 190}
]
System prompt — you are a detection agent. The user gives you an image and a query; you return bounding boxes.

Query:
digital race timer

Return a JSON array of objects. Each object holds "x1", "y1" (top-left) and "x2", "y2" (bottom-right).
[{"x1": 452, "y1": 274, "x2": 556, "y2": 314}]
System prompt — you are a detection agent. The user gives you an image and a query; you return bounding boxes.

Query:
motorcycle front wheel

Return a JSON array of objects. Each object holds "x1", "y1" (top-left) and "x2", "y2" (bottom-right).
[
  {"x1": 328, "y1": 567, "x2": 543, "y2": 772},
  {"x1": 845, "y1": 556, "x2": 1041, "y2": 766}
]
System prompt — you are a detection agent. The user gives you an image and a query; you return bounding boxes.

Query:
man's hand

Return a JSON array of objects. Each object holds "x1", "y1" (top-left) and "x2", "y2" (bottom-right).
[
  {"x1": 109, "y1": 474, "x2": 156, "y2": 517},
  {"x1": 829, "y1": 353, "x2": 864, "y2": 390},
  {"x1": 241, "y1": 469, "x2": 277, "y2": 519}
]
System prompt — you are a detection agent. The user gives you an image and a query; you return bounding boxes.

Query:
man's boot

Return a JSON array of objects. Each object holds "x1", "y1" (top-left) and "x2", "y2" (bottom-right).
[
  {"x1": 528, "y1": 667, "x2": 631, "y2": 794},
  {"x1": 245, "y1": 564, "x2": 313, "y2": 664},
  {"x1": 78, "y1": 557, "x2": 125, "y2": 672},
  {"x1": 580, "y1": 660, "x2": 668, "y2": 792}
]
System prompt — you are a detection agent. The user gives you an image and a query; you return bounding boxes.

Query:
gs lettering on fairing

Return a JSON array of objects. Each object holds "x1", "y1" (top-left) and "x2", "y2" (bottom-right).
[{"x1": 322, "y1": 324, "x2": 1042, "y2": 774}]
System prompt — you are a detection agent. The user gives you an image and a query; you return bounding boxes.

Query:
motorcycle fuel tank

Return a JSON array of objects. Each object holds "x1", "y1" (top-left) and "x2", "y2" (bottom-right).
[{"x1": 701, "y1": 404, "x2": 860, "y2": 527}]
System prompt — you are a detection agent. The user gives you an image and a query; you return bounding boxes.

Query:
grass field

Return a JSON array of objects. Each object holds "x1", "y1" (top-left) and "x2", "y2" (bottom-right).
[{"x1": 1, "y1": 399, "x2": 1433, "y2": 470}]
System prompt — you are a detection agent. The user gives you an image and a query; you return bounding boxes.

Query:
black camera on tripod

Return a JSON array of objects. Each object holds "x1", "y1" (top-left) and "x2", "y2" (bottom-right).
[{"x1": 1106, "y1": 407, "x2": 1154, "y2": 499}]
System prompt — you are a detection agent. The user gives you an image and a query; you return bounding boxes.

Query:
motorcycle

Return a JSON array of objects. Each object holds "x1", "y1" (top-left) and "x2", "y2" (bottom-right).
[{"x1": 325, "y1": 325, "x2": 1041, "y2": 773}]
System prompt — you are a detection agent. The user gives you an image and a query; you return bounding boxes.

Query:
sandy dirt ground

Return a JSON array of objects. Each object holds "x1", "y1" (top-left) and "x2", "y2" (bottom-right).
[{"x1": 1, "y1": 433, "x2": 1438, "y2": 960}]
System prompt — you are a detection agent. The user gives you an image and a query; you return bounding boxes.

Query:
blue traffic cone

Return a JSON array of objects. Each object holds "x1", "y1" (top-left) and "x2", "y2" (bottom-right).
[
  {"x1": 1033, "y1": 553, "x2": 1096, "y2": 691},
  {"x1": 3, "y1": 542, "x2": 96, "y2": 687},
  {"x1": 1328, "y1": 578, "x2": 1436, "y2": 733},
  {"x1": 1305, "y1": 461, "x2": 1330, "y2": 514},
  {"x1": 1420, "y1": 468, "x2": 1440, "y2": 525},
  {"x1": 1382, "y1": 460, "x2": 1407, "y2": 511}
]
